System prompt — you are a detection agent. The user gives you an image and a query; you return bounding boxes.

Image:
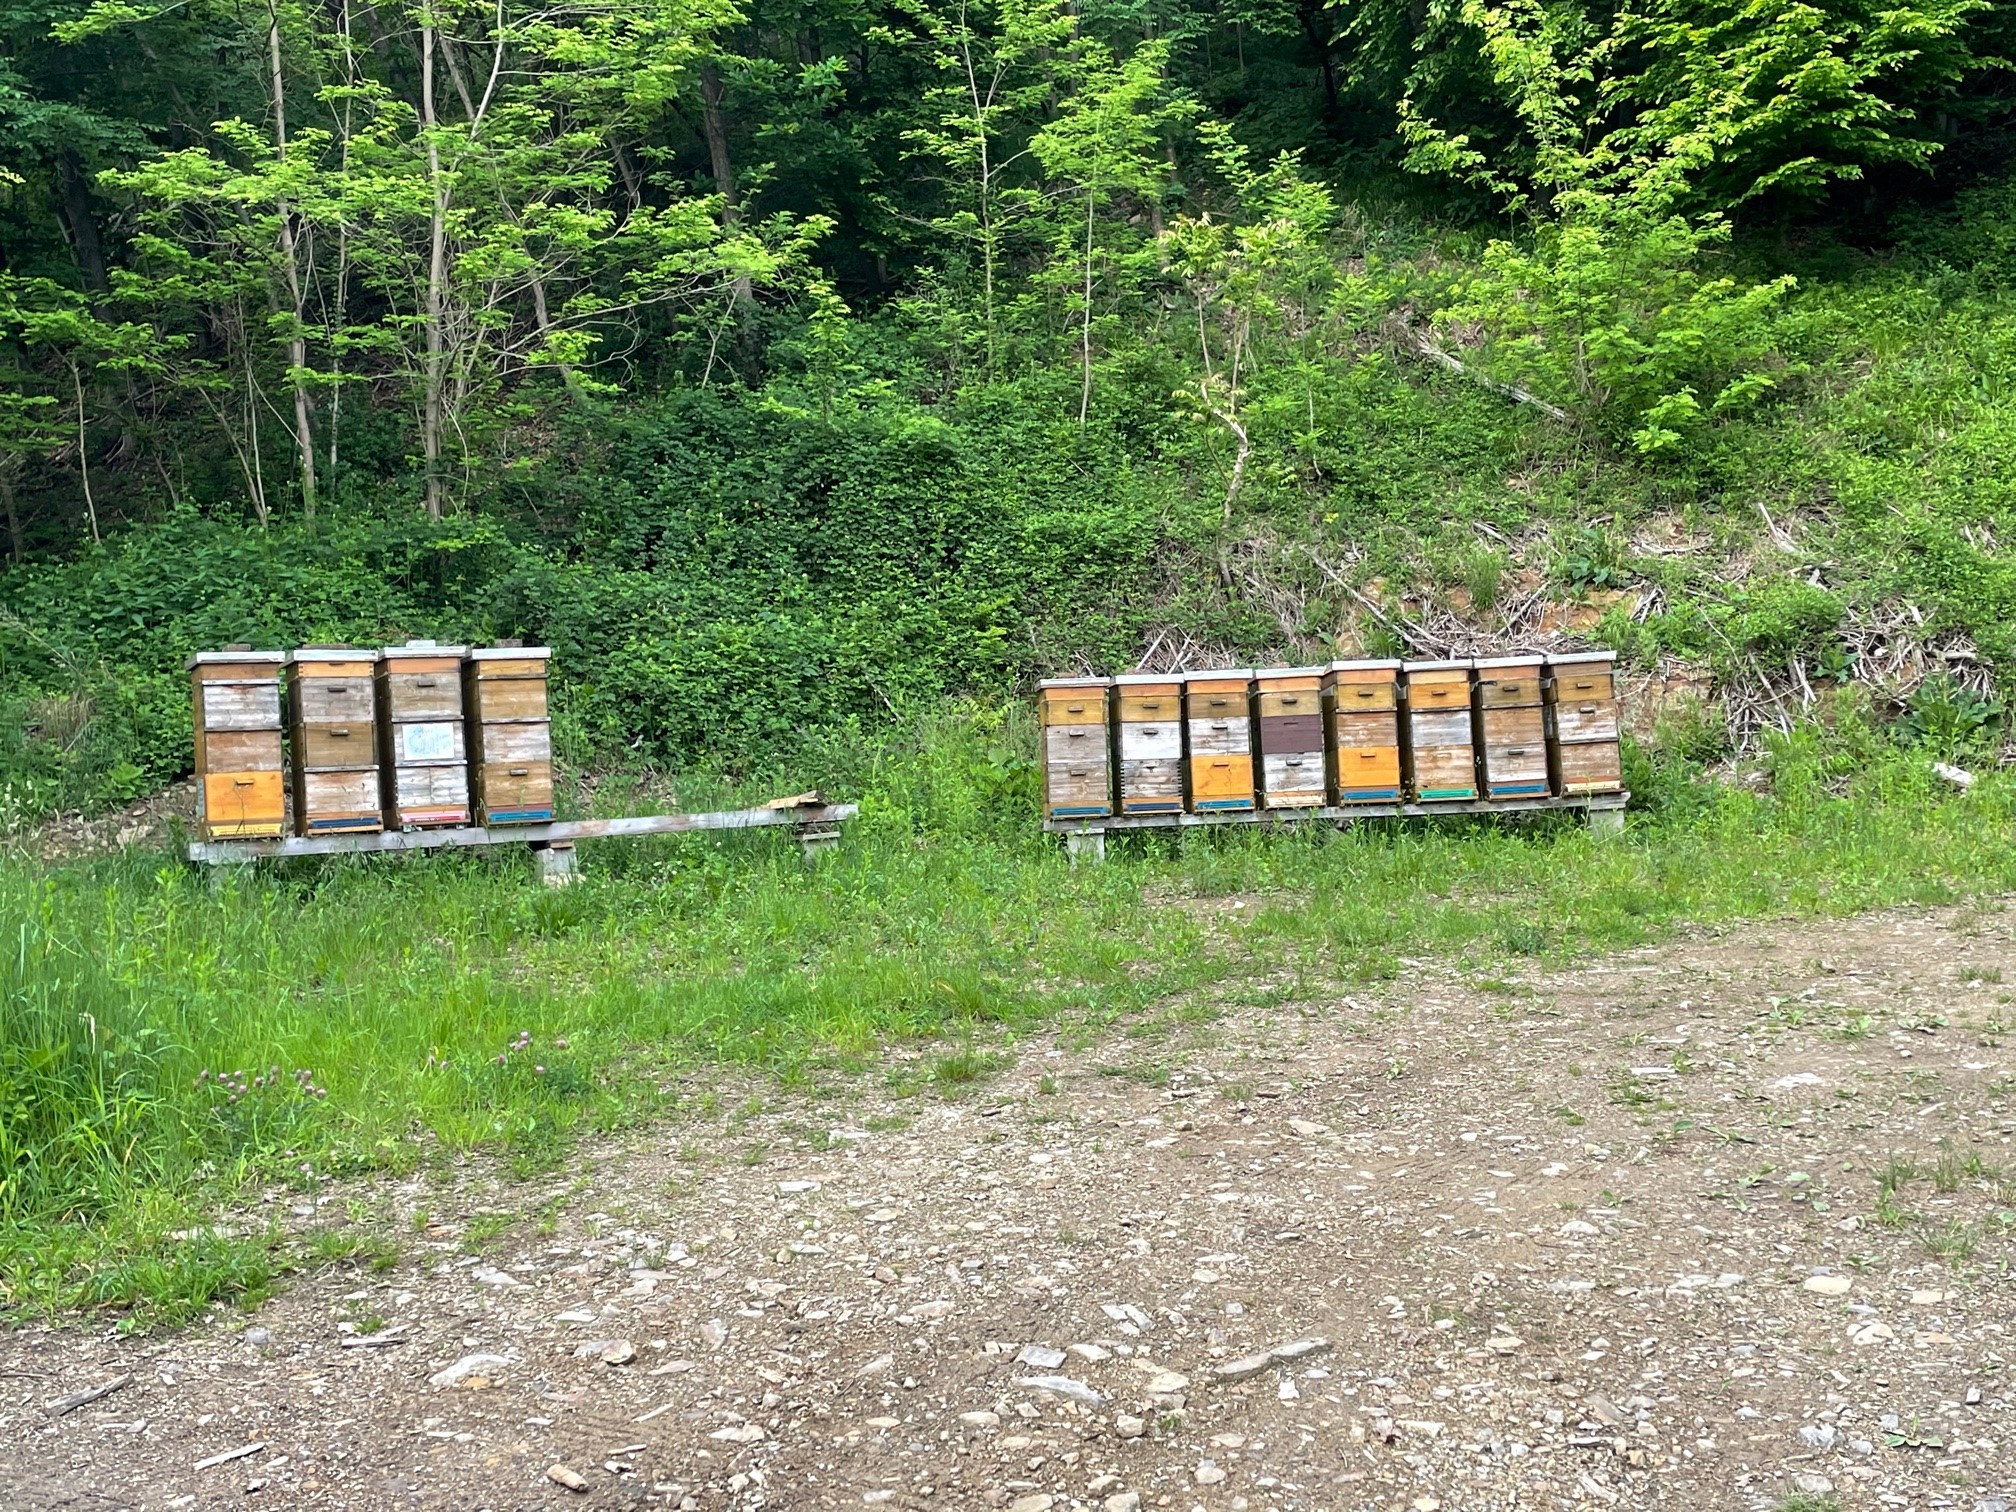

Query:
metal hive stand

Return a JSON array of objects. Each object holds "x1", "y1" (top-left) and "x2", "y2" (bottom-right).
[{"x1": 1044, "y1": 791, "x2": 1628, "y2": 864}]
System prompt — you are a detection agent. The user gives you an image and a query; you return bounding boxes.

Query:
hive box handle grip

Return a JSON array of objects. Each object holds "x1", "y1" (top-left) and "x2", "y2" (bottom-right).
[{"x1": 508, "y1": 766, "x2": 529, "y2": 776}]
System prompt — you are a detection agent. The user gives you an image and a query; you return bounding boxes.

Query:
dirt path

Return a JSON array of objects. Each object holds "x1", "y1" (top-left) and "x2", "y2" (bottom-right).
[{"x1": 6, "y1": 903, "x2": 2014, "y2": 1512}]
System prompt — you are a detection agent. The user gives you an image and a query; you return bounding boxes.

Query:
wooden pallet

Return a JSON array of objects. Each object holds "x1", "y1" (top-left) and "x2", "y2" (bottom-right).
[
  {"x1": 1042, "y1": 791, "x2": 1626, "y2": 862},
  {"x1": 188, "y1": 801, "x2": 857, "y2": 882}
]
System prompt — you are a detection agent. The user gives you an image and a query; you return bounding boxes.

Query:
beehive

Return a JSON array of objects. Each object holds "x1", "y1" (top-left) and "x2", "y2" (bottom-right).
[
  {"x1": 190, "y1": 647, "x2": 287, "y2": 839},
  {"x1": 287, "y1": 647, "x2": 384, "y2": 834},
  {"x1": 1038, "y1": 678, "x2": 1114, "y2": 819},
  {"x1": 1324, "y1": 659, "x2": 1401, "y2": 803},
  {"x1": 1473, "y1": 655, "x2": 1550, "y2": 799},
  {"x1": 377, "y1": 640, "x2": 470, "y2": 828},
  {"x1": 1403, "y1": 660, "x2": 1479, "y2": 802},
  {"x1": 1253, "y1": 667, "x2": 1326, "y2": 808},
  {"x1": 1184, "y1": 670, "x2": 1255, "y2": 812},
  {"x1": 1546, "y1": 651, "x2": 1623, "y2": 794},
  {"x1": 465, "y1": 644, "x2": 555, "y2": 824},
  {"x1": 1112, "y1": 674, "x2": 1184, "y2": 815}
]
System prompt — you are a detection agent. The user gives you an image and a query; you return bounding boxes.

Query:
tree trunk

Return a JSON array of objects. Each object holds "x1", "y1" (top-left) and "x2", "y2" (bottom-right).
[
  {"x1": 70, "y1": 363, "x2": 100, "y2": 545},
  {"x1": 0, "y1": 462, "x2": 22, "y2": 563},
  {"x1": 421, "y1": 20, "x2": 448, "y2": 520},
  {"x1": 699, "y1": 63, "x2": 739, "y2": 223},
  {"x1": 1079, "y1": 187, "x2": 1095, "y2": 426},
  {"x1": 268, "y1": 1, "x2": 319, "y2": 521},
  {"x1": 55, "y1": 151, "x2": 110, "y2": 297}
]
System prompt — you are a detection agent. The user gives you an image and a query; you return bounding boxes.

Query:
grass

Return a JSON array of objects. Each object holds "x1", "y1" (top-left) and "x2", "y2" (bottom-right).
[{"x1": 8, "y1": 714, "x2": 2016, "y2": 1325}]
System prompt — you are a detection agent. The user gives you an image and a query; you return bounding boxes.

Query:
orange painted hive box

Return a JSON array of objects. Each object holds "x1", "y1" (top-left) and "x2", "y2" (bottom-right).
[
  {"x1": 190, "y1": 647, "x2": 288, "y2": 839},
  {"x1": 1324, "y1": 659, "x2": 1401, "y2": 803},
  {"x1": 1184, "y1": 671, "x2": 1254, "y2": 812}
]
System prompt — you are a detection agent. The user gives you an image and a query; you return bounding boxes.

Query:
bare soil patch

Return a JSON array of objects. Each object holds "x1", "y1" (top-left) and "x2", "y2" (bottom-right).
[{"x1": 6, "y1": 903, "x2": 2014, "y2": 1511}]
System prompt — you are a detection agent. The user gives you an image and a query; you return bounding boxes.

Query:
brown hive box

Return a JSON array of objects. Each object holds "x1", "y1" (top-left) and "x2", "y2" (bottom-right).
[
  {"x1": 1184, "y1": 670, "x2": 1255, "y2": 813},
  {"x1": 287, "y1": 648, "x2": 384, "y2": 835},
  {"x1": 1546, "y1": 651, "x2": 1624, "y2": 794},
  {"x1": 1324, "y1": 659, "x2": 1401, "y2": 803},
  {"x1": 377, "y1": 640, "x2": 471, "y2": 828},
  {"x1": 1038, "y1": 678, "x2": 1114, "y2": 819},
  {"x1": 1112, "y1": 674, "x2": 1183, "y2": 815},
  {"x1": 190, "y1": 647, "x2": 288, "y2": 839},
  {"x1": 1253, "y1": 667, "x2": 1326, "y2": 809},
  {"x1": 1402, "y1": 660, "x2": 1479, "y2": 802},
  {"x1": 465, "y1": 644, "x2": 555, "y2": 824},
  {"x1": 1473, "y1": 655, "x2": 1550, "y2": 799}
]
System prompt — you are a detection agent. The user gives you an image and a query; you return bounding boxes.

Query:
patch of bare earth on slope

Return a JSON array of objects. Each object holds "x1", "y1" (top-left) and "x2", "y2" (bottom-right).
[{"x1": 5, "y1": 906, "x2": 2014, "y2": 1511}]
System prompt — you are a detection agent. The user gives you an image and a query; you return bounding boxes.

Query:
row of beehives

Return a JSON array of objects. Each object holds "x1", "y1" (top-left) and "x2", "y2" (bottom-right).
[
  {"x1": 189, "y1": 641, "x2": 553, "y2": 840},
  {"x1": 1038, "y1": 652, "x2": 1622, "y2": 819}
]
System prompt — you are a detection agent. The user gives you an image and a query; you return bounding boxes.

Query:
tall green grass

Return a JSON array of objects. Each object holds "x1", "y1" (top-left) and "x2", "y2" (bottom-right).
[{"x1": 6, "y1": 705, "x2": 2016, "y2": 1324}]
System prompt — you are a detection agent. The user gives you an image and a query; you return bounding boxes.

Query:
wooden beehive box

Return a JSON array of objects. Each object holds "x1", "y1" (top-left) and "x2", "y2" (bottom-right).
[
  {"x1": 1546, "y1": 651, "x2": 1624, "y2": 794},
  {"x1": 287, "y1": 647, "x2": 384, "y2": 835},
  {"x1": 1254, "y1": 667, "x2": 1326, "y2": 809},
  {"x1": 1184, "y1": 670, "x2": 1255, "y2": 812},
  {"x1": 377, "y1": 640, "x2": 471, "y2": 829},
  {"x1": 465, "y1": 644, "x2": 555, "y2": 824},
  {"x1": 1038, "y1": 677, "x2": 1114, "y2": 819},
  {"x1": 1324, "y1": 659, "x2": 1401, "y2": 803},
  {"x1": 1474, "y1": 655, "x2": 1550, "y2": 799},
  {"x1": 1403, "y1": 660, "x2": 1479, "y2": 802},
  {"x1": 190, "y1": 647, "x2": 288, "y2": 839},
  {"x1": 1112, "y1": 675, "x2": 1182, "y2": 815}
]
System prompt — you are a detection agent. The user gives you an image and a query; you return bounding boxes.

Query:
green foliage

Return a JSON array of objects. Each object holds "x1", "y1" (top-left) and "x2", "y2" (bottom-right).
[{"x1": 1897, "y1": 674, "x2": 2003, "y2": 759}]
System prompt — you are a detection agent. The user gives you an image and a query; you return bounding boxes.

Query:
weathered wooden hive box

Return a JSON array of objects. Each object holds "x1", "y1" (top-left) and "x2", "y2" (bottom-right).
[
  {"x1": 1112, "y1": 674, "x2": 1183, "y2": 815},
  {"x1": 465, "y1": 644, "x2": 556, "y2": 824},
  {"x1": 377, "y1": 640, "x2": 471, "y2": 828},
  {"x1": 1184, "y1": 670, "x2": 1255, "y2": 812},
  {"x1": 1038, "y1": 677, "x2": 1114, "y2": 819},
  {"x1": 1324, "y1": 659, "x2": 1401, "y2": 803},
  {"x1": 1474, "y1": 655, "x2": 1550, "y2": 799},
  {"x1": 1547, "y1": 651, "x2": 1624, "y2": 794},
  {"x1": 1403, "y1": 660, "x2": 1479, "y2": 802},
  {"x1": 287, "y1": 647, "x2": 384, "y2": 834},
  {"x1": 1254, "y1": 667, "x2": 1326, "y2": 808},
  {"x1": 190, "y1": 647, "x2": 288, "y2": 839}
]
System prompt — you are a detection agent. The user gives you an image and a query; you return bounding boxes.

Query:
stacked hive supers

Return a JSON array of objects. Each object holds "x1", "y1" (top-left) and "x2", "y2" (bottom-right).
[
  {"x1": 1404, "y1": 661, "x2": 1480, "y2": 802},
  {"x1": 1255, "y1": 667, "x2": 1326, "y2": 808},
  {"x1": 1475, "y1": 655, "x2": 1550, "y2": 799},
  {"x1": 288, "y1": 648, "x2": 384, "y2": 834},
  {"x1": 1036, "y1": 652, "x2": 1626, "y2": 821},
  {"x1": 1038, "y1": 677, "x2": 1114, "y2": 819},
  {"x1": 1112, "y1": 675, "x2": 1183, "y2": 815},
  {"x1": 378, "y1": 639, "x2": 471, "y2": 827},
  {"x1": 1185, "y1": 670, "x2": 1256, "y2": 812},
  {"x1": 1325, "y1": 659, "x2": 1402, "y2": 803},
  {"x1": 190, "y1": 648, "x2": 288, "y2": 840},
  {"x1": 466, "y1": 645, "x2": 556, "y2": 824},
  {"x1": 1548, "y1": 651, "x2": 1624, "y2": 794}
]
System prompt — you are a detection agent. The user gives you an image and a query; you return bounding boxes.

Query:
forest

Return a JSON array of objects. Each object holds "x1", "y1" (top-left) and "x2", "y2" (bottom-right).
[{"x1": 3, "y1": 0, "x2": 2015, "y2": 811}]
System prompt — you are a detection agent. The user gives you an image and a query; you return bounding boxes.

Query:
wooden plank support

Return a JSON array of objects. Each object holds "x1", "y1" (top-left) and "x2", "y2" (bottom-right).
[
  {"x1": 187, "y1": 803, "x2": 859, "y2": 866},
  {"x1": 1045, "y1": 792, "x2": 1625, "y2": 858}
]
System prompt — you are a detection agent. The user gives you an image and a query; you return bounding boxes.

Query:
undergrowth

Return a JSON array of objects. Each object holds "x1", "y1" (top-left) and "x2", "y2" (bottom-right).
[{"x1": 5, "y1": 706, "x2": 2016, "y2": 1326}]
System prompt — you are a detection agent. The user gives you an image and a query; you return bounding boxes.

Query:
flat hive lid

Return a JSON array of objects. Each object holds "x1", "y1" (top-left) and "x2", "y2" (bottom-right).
[
  {"x1": 1474, "y1": 655, "x2": 1544, "y2": 669},
  {"x1": 1039, "y1": 677, "x2": 1111, "y2": 691},
  {"x1": 382, "y1": 637, "x2": 468, "y2": 657},
  {"x1": 468, "y1": 644, "x2": 552, "y2": 661},
  {"x1": 1254, "y1": 665, "x2": 1327, "y2": 681},
  {"x1": 1183, "y1": 668, "x2": 1254, "y2": 682},
  {"x1": 188, "y1": 648, "x2": 285, "y2": 669},
  {"x1": 1549, "y1": 650, "x2": 1617, "y2": 666},
  {"x1": 1114, "y1": 673, "x2": 1182, "y2": 687},
  {"x1": 288, "y1": 646, "x2": 380, "y2": 666},
  {"x1": 1327, "y1": 658, "x2": 1401, "y2": 672},
  {"x1": 1406, "y1": 659, "x2": 1473, "y2": 672}
]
